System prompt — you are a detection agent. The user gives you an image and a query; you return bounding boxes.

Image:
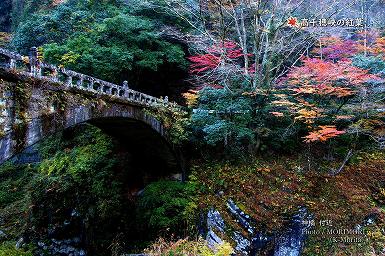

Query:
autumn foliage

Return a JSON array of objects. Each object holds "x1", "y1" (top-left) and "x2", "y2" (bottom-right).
[
  {"x1": 303, "y1": 125, "x2": 346, "y2": 143},
  {"x1": 188, "y1": 41, "x2": 244, "y2": 74},
  {"x1": 188, "y1": 31, "x2": 384, "y2": 149},
  {"x1": 275, "y1": 35, "x2": 383, "y2": 143},
  {"x1": 286, "y1": 58, "x2": 378, "y2": 92}
]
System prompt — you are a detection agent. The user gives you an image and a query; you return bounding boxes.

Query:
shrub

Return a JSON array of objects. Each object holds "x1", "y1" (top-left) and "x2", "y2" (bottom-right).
[
  {"x1": 144, "y1": 237, "x2": 233, "y2": 256},
  {"x1": 0, "y1": 242, "x2": 33, "y2": 256},
  {"x1": 137, "y1": 180, "x2": 197, "y2": 237}
]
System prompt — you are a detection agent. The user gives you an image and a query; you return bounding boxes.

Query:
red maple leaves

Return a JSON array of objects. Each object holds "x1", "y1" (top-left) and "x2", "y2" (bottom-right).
[
  {"x1": 313, "y1": 37, "x2": 359, "y2": 60},
  {"x1": 188, "y1": 54, "x2": 221, "y2": 73},
  {"x1": 188, "y1": 41, "x2": 245, "y2": 74},
  {"x1": 303, "y1": 126, "x2": 345, "y2": 143},
  {"x1": 286, "y1": 58, "x2": 378, "y2": 98},
  {"x1": 282, "y1": 45, "x2": 381, "y2": 143}
]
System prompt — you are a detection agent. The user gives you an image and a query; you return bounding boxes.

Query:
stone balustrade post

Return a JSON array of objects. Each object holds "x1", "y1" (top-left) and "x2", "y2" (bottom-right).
[
  {"x1": 29, "y1": 47, "x2": 41, "y2": 77},
  {"x1": 89, "y1": 80, "x2": 94, "y2": 90},
  {"x1": 52, "y1": 68, "x2": 58, "y2": 82},
  {"x1": 9, "y1": 58, "x2": 16, "y2": 70},
  {"x1": 122, "y1": 81, "x2": 129, "y2": 98},
  {"x1": 78, "y1": 78, "x2": 83, "y2": 87},
  {"x1": 0, "y1": 47, "x2": 173, "y2": 112},
  {"x1": 122, "y1": 81, "x2": 129, "y2": 89},
  {"x1": 66, "y1": 76, "x2": 73, "y2": 86}
]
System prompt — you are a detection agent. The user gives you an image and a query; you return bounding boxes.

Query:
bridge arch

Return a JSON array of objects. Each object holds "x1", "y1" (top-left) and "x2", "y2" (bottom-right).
[
  {"x1": 0, "y1": 105, "x2": 182, "y2": 174},
  {"x1": 0, "y1": 47, "x2": 183, "y2": 174}
]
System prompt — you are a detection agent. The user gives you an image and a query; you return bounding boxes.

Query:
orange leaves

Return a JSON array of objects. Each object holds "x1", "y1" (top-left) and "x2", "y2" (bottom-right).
[
  {"x1": 287, "y1": 58, "x2": 377, "y2": 90},
  {"x1": 291, "y1": 84, "x2": 355, "y2": 98},
  {"x1": 356, "y1": 36, "x2": 385, "y2": 56},
  {"x1": 271, "y1": 100, "x2": 296, "y2": 107},
  {"x1": 367, "y1": 37, "x2": 385, "y2": 56},
  {"x1": 279, "y1": 43, "x2": 381, "y2": 145},
  {"x1": 303, "y1": 126, "x2": 345, "y2": 143},
  {"x1": 335, "y1": 115, "x2": 354, "y2": 120}
]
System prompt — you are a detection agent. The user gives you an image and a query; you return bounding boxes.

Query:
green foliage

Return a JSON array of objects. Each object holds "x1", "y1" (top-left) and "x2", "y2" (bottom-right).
[
  {"x1": 12, "y1": 3, "x2": 98, "y2": 53},
  {"x1": 352, "y1": 54, "x2": 385, "y2": 75},
  {"x1": 144, "y1": 237, "x2": 233, "y2": 256},
  {"x1": 37, "y1": 124, "x2": 121, "y2": 217},
  {"x1": 0, "y1": 0, "x2": 11, "y2": 32},
  {"x1": 42, "y1": 12, "x2": 186, "y2": 83},
  {"x1": 144, "y1": 104, "x2": 190, "y2": 145},
  {"x1": 189, "y1": 85, "x2": 304, "y2": 157},
  {"x1": 0, "y1": 242, "x2": 33, "y2": 256},
  {"x1": 11, "y1": 0, "x2": 187, "y2": 85},
  {"x1": 0, "y1": 162, "x2": 33, "y2": 241},
  {"x1": 137, "y1": 180, "x2": 197, "y2": 236},
  {"x1": 0, "y1": 163, "x2": 33, "y2": 206},
  {"x1": 191, "y1": 87, "x2": 254, "y2": 153}
]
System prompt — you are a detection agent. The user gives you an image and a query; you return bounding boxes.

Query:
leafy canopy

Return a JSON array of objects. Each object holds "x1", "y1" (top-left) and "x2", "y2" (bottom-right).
[{"x1": 11, "y1": 0, "x2": 187, "y2": 85}]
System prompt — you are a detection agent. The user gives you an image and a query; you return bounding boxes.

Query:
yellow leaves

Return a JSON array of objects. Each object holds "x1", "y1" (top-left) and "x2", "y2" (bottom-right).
[
  {"x1": 353, "y1": 119, "x2": 385, "y2": 137},
  {"x1": 296, "y1": 99, "x2": 314, "y2": 108},
  {"x1": 380, "y1": 188, "x2": 385, "y2": 198},
  {"x1": 366, "y1": 229, "x2": 385, "y2": 241},
  {"x1": 274, "y1": 94, "x2": 288, "y2": 99},
  {"x1": 256, "y1": 167, "x2": 271, "y2": 173},
  {"x1": 354, "y1": 118, "x2": 385, "y2": 129},
  {"x1": 60, "y1": 51, "x2": 80, "y2": 66},
  {"x1": 291, "y1": 84, "x2": 355, "y2": 98},
  {"x1": 294, "y1": 108, "x2": 323, "y2": 125},
  {"x1": 182, "y1": 90, "x2": 198, "y2": 107},
  {"x1": 0, "y1": 32, "x2": 10, "y2": 47},
  {"x1": 242, "y1": 89, "x2": 269, "y2": 97},
  {"x1": 215, "y1": 242, "x2": 234, "y2": 256},
  {"x1": 271, "y1": 100, "x2": 295, "y2": 106},
  {"x1": 303, "y1": 125, "x2": 345, "y2": 143}
]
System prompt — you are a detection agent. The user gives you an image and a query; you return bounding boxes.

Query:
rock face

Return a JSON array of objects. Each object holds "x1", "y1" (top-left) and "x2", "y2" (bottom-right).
[
  {"x1": 206, "y1": 209, "x2": 225, "y2": 250},
  {"x1": 15, "y1": 237, "x2": 25, "y2": 249},
  {"x1": 205, "y1": 200, "x2": 312, "y2": 256},
  {"x1": 33, "y1": 207, "x2": 87, "y2": 256},
  {"x1": 205, "y1": 201, "x2": 267, "y2": 255},
  {"x1": 10, "y1": 144, "x2": 41, "y2": 164},
  {"x1": 227, "y1": 199, "x2": 255, "y2": 234},
  {"x1": 36, "y1": 238, "x2": 86, "y2": 256},
  {"x1": 273, "y1": 207, "x2": 313, "y2": 256}
]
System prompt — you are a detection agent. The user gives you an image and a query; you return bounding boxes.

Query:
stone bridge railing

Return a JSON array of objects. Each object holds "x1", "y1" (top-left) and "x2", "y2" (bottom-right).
[{"x1": 0, "y1": 47, "x2": 173, "y2": 107}]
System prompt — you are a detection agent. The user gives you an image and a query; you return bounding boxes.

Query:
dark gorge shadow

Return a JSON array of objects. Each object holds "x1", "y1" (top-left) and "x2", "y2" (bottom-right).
[{"x1": 3, "y1": 118, "x2": 184, "y2": 255}]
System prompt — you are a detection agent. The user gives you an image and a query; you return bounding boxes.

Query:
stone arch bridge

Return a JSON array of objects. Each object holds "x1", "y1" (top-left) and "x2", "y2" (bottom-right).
[{"x1": 0, "y1": 47, "x2": 184, "y2": 175}]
